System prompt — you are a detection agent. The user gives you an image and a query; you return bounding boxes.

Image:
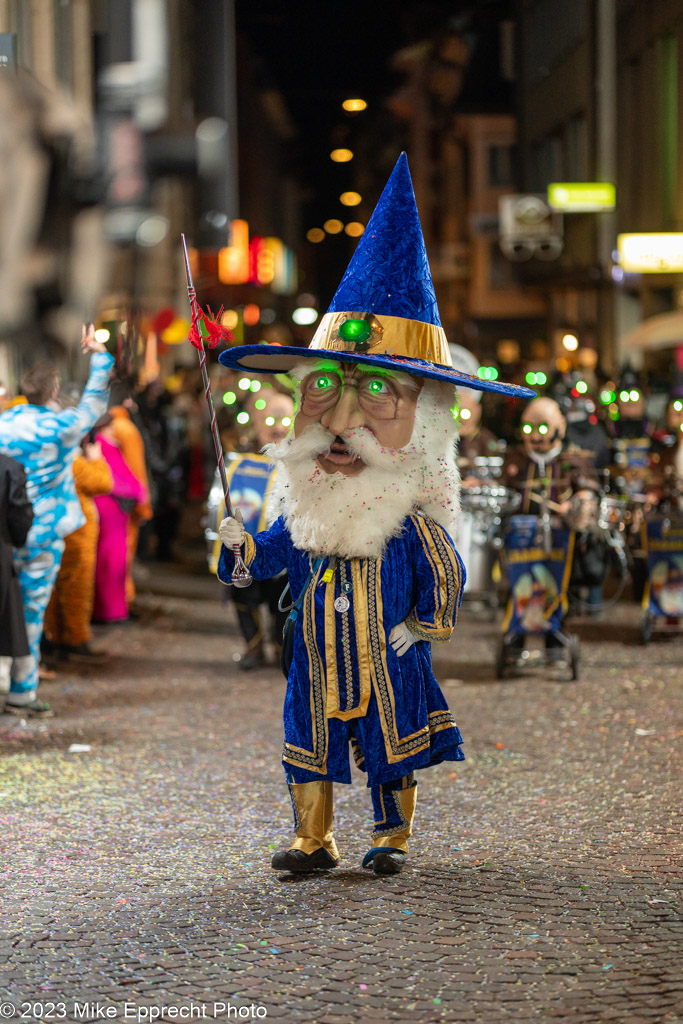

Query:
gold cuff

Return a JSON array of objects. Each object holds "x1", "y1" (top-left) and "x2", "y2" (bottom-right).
[{"x1": 371, "y1": 783, "x2": 417, "y2": 853}]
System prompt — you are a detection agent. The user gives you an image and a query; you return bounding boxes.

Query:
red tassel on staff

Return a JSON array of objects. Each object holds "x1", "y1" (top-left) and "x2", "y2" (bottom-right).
[{"x1": 188, "y1": 302, "x2": 233, "y2": 350}]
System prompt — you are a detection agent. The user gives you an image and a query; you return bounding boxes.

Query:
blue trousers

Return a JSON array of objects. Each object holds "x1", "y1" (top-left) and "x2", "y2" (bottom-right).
[{"x1": 9, "y1": 540, "x2": 64, "y2": 702}]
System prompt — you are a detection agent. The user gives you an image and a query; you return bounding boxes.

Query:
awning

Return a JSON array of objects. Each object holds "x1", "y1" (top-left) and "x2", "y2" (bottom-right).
[{"x1": 620, "y1": 310, "x2": 683, "y2": 351}]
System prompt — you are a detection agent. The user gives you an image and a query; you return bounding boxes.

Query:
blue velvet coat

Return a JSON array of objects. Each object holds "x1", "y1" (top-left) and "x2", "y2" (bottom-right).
[{"x1": 218, "y1": 511, "x2": 466, "y2": 786}]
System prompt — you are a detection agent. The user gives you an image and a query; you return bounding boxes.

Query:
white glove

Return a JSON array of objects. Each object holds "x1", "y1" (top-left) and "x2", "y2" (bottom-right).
[
  {"x1": 219, "y1": 508, "x2": 245, "y2": 549},
  {"x1": 388, "y1": 621, "x2": 418, "y2": 657}
]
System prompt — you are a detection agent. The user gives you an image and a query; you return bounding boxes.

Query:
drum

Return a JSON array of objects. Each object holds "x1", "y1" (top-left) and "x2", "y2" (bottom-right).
[
  {"x1": 456, "y1": 509, "x2": 494, "y2": 594},
  {"x1": 598, "y1": 495, "x2": 629, "y2": 532},
  {"x1": 460, "y1": 484, "x2": 520, "y2": 517},
  {"x1": 565, "y1": 492, "x2": 599, "y2": 532}
]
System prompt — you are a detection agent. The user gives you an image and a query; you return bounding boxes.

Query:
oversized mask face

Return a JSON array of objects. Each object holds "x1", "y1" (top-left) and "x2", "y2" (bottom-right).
[
  {"x1": 520, "y1": 398, "x2": 566, "y2": 457},
  {"x1": 293, "y1": 362, "x2": 422, "y2": 475},
  {"x1": 667, "y1": 397, "x2": 683, "y2": 435}
]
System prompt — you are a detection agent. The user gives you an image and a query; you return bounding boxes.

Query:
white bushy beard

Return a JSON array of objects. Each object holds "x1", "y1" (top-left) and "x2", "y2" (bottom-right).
[{"x1": 263, "y1": 378, "x2": 460, "y2": 558}]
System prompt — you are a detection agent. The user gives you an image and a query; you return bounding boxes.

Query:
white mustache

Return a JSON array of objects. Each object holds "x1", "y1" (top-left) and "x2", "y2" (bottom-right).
[{"x1": 264, "y1": 423, "x2": 421, "y2": 470}]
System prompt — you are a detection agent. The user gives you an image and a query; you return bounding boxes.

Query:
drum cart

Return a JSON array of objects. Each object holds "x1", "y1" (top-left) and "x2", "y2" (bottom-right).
[
  {"x1": 639, "y1": 509, "x2": 683, "y2": 644},
  {"x1": 495, "y1": 478, "x2": 580, "y2": 682}
]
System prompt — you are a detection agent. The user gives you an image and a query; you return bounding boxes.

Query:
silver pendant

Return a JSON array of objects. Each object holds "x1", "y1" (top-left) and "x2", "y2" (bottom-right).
[{"x1": 334, "y1": 595, "x2": 350, "y2": 613}]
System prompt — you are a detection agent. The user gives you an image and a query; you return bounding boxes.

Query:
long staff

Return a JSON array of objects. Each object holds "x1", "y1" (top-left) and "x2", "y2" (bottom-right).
[{"x1": 181, "y1": 233, "x2": 251, "y2": 587}]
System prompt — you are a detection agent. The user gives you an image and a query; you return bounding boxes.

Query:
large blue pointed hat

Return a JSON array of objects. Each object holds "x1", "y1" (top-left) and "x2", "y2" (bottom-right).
[{"x1": 219, "y1": 153, "x2": 534, "y2": 398}]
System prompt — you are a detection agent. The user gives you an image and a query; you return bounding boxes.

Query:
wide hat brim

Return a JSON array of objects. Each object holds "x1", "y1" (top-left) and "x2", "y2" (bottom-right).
[{"x1": 218, "y1": 344, "x2": 536, "y2": 399}]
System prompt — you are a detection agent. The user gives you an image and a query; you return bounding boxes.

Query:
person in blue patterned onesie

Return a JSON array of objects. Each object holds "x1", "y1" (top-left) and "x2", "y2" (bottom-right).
[
  {"x1": 215, "y1": 154, "x2": 534, "y2": 875},
  {"x1": 0, "y1": 326, "x2": 114, "y2": 715}
]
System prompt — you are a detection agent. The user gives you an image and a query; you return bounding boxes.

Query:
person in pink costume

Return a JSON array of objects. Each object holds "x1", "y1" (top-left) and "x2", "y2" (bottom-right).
[{"x1": 93, "y1": 415, "x2": 147, "y2": 623}]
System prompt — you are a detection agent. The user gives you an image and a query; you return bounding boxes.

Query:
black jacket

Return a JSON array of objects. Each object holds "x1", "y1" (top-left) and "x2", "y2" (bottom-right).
[{"x1": 0, "y1": 453, "x2": 33, "y2": 657}]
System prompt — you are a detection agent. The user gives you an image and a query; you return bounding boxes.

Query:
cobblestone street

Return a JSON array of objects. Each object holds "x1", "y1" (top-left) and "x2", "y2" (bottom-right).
[{"x1": 1, "y1": 564, "x2": 681, "y2": 1024}]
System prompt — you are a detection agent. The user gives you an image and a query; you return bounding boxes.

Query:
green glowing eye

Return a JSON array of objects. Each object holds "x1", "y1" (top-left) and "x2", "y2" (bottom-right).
[
  {"x1": 452, "y1": 408, "x2": 459, "y2": 419},
  {"x1": 316, "y1": 376, "x2": 332, "y2": 389},
  {"x1": 338, "y1": 318, "x2": 372, "y2": 344},
  {"x1": 368, "y1": 379, "x2": 386, "y2": 394},
  {"x1": 461, "y1": 408, "x2": 471, "y2": 420},
  {"x1": 674, "y1": 401, "x2": 683, "y2": 411},
  {"x1": 620, "y1": 391, "x2": 630, "y2": 402},
  {"x1": 538, "y1": 424, "x2": 548, "y2": 435},
  {"x1": 630, "y1": 390, "x2": 639, "y2": 401},
  {"x1": 265, "y1": 416, "x2": 275, "y2": 426},
  {"x1": 522, "y1": 424, "x2": 532, "y2": 434}
]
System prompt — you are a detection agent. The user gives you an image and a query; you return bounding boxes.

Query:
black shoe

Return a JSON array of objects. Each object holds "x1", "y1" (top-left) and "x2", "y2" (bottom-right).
[
  {"x1": 362, "y1": 847, "x2": 407, "y2": 875},
  {"x1": 63, "y1": 643, "x2": 108, "y2": 663},
  {"x1": 239, "y1": 653, "x2": 266, "y2": 671},
  {"x1": 4, "y1": 699, "x2": 53, "y2": 718},
  {"x1": 271, "y1": 848, "x2": 339, "y2": 872}
]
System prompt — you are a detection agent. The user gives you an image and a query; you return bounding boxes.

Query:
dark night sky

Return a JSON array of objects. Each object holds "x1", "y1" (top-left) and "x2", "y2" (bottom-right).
[{"x1": 234, "y1": 0, "x2": 512, "y2": 302}]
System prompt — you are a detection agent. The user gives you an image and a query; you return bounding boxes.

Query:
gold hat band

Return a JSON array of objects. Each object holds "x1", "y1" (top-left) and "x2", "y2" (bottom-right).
[{"x1": 309, "y1": 312, "x2": 453, "y2": 368}]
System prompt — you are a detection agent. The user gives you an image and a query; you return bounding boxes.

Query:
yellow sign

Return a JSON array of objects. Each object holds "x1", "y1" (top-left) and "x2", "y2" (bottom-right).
[
  {"x1": 547, "y1": 182, "x2": 616, "y2": 212},
  {"x1": 618, "y1": 233, "x2": 683, "y2": 273}
]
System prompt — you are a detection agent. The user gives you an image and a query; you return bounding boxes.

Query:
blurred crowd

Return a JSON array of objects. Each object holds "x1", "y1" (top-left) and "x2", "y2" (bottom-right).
[{"x1": 1, "y1": 332, "x2": 682, "y2": 713}]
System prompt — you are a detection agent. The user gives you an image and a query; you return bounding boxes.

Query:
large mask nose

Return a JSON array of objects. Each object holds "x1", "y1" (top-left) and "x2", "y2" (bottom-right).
[{"x1": 320, "y1": 386, "x2": 365, "y2": 436}]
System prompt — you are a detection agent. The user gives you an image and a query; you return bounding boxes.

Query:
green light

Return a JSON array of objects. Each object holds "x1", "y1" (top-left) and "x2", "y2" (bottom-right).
[
  {"x1": 674, "y1": 400, "x2": 683, "y2": 411},
  {"x1": 369, "y1": 379, "x2": 384, "y2": 393},
  {"x1": 538, "y1": 424, "x2": 548, "y2": 435},
  {"x1": 317, "y1": 375, "x2": 333, "y2": 389},
  {"x1": 238, "y1": 377, "x2": 251, "y2": 390},
  {"x1": 609, "y1": 409, "x2": 620, "y2": 421},
  {"x1": 619, "y1": 390, "x2": 630, "y2": 402},
  {"x1": 522, "y1": 424, "x2": 532, "y2": 434},
  {"x1": 250, "y1": 380, "x2": 262, "y2": 393},
  {"x1": 254, "y1": 399, "x2": 266, "y2": 410},
  {"x1": 338, "y1": 318, "x2": 372, "y2": 344},
  {"x1": 477, "y1": 366, "x2": 499, "y2": 381},
  {"x1": 282, "y1": 417, "x2": 292, "y2": 427},
  {"x1": 236, "y1": 411, "x2": 250, "y2": 424},
  {"x1": 525, "y1": 372, "x2": 537, "y2": 385},
  {"x1": 630, "y1": 389, "x2": 640, "y2": 401},
  {"x1": 536, "y1": 372, "x2": 547, "y2": 385},
  {"x1": 490, "y1": 367, "x2": 499, "y2": 381},
  {"x1": 461, "y1": 408, "x2": 471, "y2": 420},
  {"x1": 600, "y1": 390, "x2": 612, "y2": 404},
  {"x1": 265, "y1": 416, "x2": 275, "y2": 426},
  {"x1": 223, "y1": 391, "x2": 237, "y2": 406},
  {"x1": 576, "y1": 380, "x2": 588, "y2": 394},
  {"x1": 452, "y1": 408, "x2": 459, "y2": 419},
  {"x1": 609, "y1": 402, "x2": 618, "y2": 414}
]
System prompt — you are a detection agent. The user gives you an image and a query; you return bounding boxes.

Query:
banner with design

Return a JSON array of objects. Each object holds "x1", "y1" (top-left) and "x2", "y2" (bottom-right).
[
  {"x1": 643, "y1": 516, "x2": 683, "y2": 618},
  {"x1": 502, "y1": 515, "x2": 575, "y2": 635}
]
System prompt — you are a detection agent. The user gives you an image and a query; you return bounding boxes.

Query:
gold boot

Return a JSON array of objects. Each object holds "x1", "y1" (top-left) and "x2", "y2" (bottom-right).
[{"x1": 271, "y1": 781, "x2": 339, "y2": 872}]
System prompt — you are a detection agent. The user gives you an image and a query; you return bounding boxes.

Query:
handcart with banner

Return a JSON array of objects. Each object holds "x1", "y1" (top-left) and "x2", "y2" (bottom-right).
[
  {"x1": 639, "y1": 512, "x2": 683, "y2": 643},
  {"x1": 496, "y1": 498, "x2": 580, "y2": 681}
]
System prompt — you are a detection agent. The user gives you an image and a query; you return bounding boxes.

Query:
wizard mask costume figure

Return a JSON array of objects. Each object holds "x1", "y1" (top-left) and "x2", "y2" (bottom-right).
[{"x1": 217, "y1": 154, "x2": 533, "y2": 875}]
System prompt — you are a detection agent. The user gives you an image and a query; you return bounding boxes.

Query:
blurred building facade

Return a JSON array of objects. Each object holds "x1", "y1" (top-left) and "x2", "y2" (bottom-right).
[
  {"x1": 516, "y1": 0, "x2": 683, "y2": 375},
  {"x1": 0, "y1": 0, "x2": 303, "y2": 394}
]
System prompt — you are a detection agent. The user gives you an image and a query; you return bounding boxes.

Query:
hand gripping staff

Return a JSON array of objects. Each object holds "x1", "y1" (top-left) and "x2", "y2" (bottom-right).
[{"x1": 181, "y1": 233, "x2": 252, "y2": 588}]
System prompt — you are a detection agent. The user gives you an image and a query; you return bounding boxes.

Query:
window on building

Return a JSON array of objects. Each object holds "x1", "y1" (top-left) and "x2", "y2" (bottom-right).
[{"x1": 488, "y1": 144, "x2": 516, "y2": 187}]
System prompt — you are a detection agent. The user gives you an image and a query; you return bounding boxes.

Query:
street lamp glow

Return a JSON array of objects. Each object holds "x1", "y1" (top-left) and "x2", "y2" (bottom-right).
[
  {"x1": 330, "y1": 148, "x2": 353, "y2": 163},
  {"x1": 562, "y1": 333, "x2": 579, "y2": 351},
  {"x1": 342, "y1": 98, "x2": 367, "y2": 112},
  {"x1": 292, "y1": 307, "x2": 319, "y2": 326}
]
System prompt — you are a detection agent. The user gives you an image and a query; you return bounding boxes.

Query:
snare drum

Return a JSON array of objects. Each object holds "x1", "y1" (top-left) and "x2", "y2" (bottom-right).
[
  {"x1": 598, "y1": 495, "x2": 629, "y2": 532},
  {"x1": 456, "y1": 509, "x2": 493, "y2": 593},
  {"x1": 566, "y1": 492, "x2": 599, "y2": 532}
]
